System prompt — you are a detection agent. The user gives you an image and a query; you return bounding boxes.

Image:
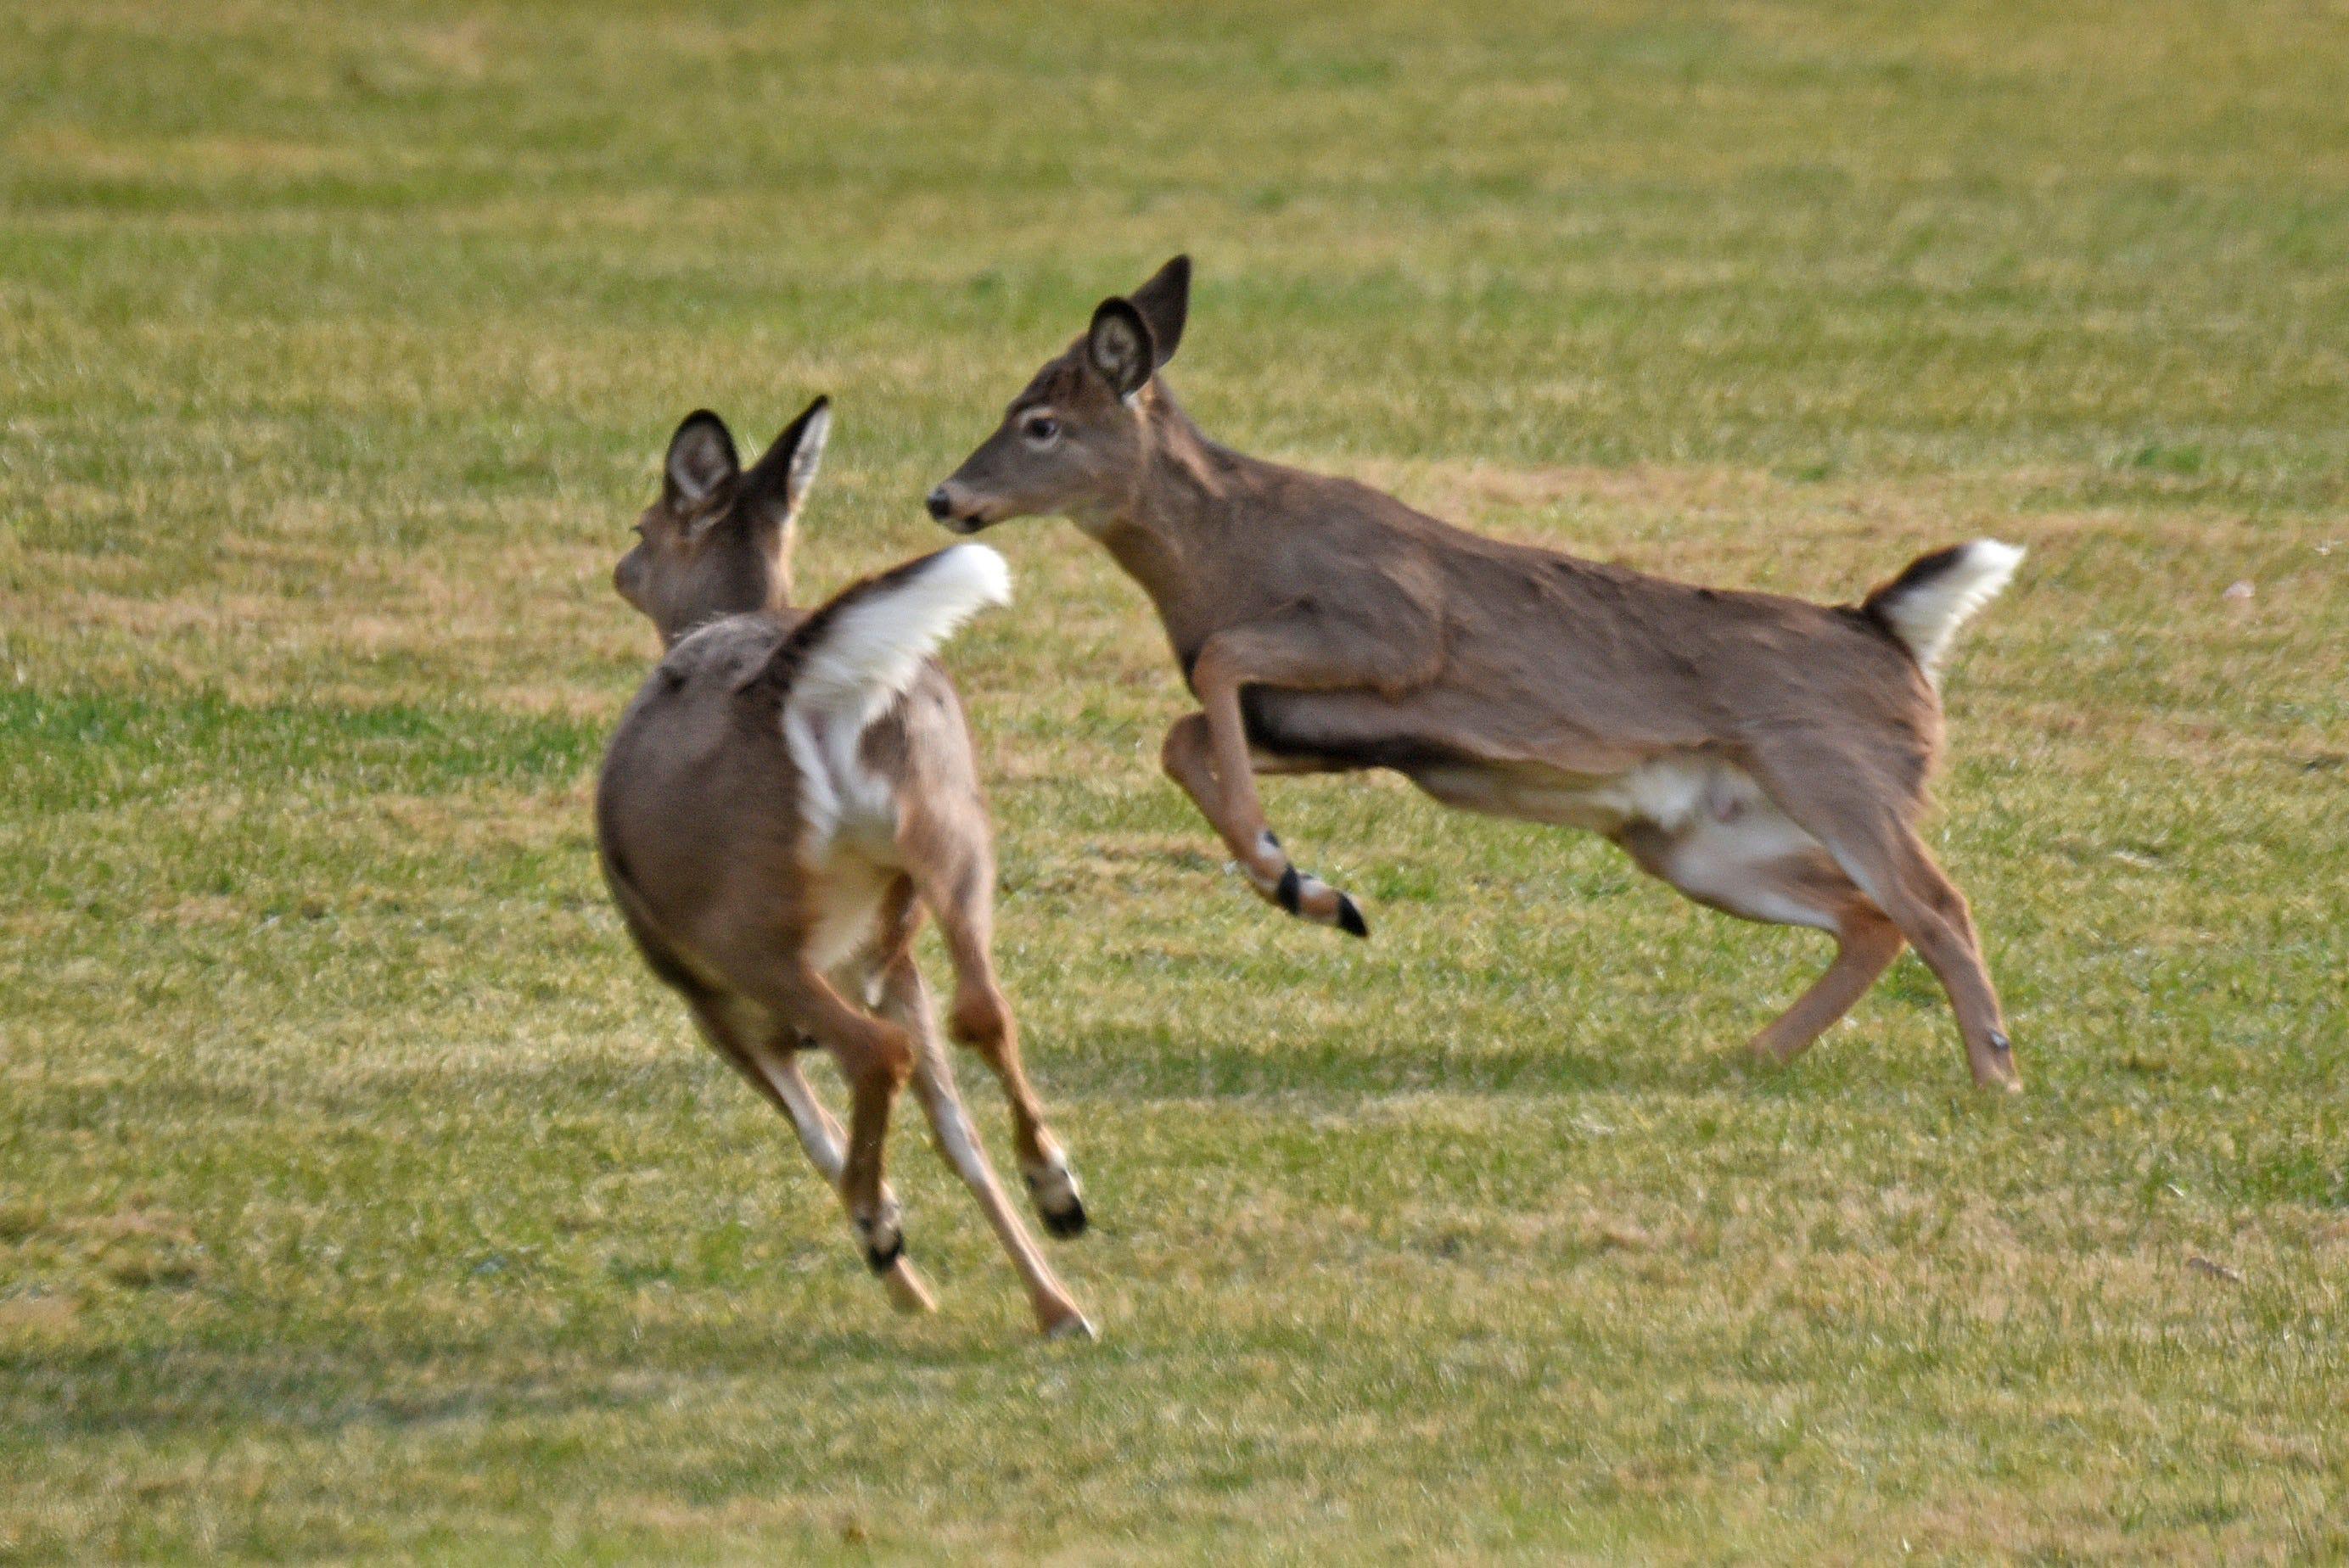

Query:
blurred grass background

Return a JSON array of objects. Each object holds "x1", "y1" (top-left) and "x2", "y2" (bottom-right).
[{"x1": 3, "y1": 1, "x2": 2344, "y2": 1560}]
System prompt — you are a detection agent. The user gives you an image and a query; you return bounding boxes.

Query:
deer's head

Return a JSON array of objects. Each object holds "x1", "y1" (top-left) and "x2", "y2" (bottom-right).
[
  {"x1": 615, "y1": 396, "x2": 831, "y2": 647},
  {"x1": 928, "y1": 256, "x2": 1191, "y2": 534}
]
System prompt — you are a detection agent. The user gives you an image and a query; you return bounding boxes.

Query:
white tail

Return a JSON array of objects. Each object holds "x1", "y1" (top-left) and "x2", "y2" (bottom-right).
[
  {"x1": 786, "y1": 544, "x2": 1013, "y2": 724},
  {"x1": 780, "y1": 544, "x2": 1014, "y2": 854},
  {"x1": 1865, "y1": 540, "x2": 2023, "y2": 686}
]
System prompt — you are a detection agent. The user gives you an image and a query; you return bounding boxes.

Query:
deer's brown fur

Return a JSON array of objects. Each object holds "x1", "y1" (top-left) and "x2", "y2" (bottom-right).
[
  {"x1": 599, "y1": 398, "x2": 1094, "y2": 1336},
  {"x1": 930, "y1": 259, "x2": 2024, "y2": 1088}
]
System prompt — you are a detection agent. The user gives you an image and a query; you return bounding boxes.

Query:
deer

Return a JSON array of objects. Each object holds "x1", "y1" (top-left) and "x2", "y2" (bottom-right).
[
  {"x1": 597, "y1": 395, "x2": 1095, "y2": 1338},
  {"x1": 927, "y1": 257, "x2": 2027, "y2": 1090}
]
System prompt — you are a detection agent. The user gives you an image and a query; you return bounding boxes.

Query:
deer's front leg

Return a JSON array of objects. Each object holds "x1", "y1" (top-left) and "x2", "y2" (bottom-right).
[{"x1": 1178, "y1": 635, "x2": 1371, "y2": 938}]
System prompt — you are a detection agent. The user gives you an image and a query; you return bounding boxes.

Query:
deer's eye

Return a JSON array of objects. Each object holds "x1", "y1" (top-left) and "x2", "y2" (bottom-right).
[{"x1": 1020, "y1": 412, "x2": 1061, "y2": 445}]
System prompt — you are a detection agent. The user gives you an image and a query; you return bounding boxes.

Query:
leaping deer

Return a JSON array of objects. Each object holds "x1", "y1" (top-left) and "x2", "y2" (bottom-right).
[
  {"x1": 599, "y1": 397, "x2": 1094, "y2": 1338},
  {"x1": 928, "y1": 258, "x2": 2026, "y2": 1089}
]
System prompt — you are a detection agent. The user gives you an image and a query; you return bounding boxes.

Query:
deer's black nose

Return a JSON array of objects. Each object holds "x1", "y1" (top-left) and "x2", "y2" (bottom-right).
[{"x1": 925, "y1": 487, "x2": 955, "y2": 522}]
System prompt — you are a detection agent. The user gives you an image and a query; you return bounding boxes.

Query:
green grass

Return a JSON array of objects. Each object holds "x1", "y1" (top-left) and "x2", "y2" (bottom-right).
[{"x1": 4, "y1": 0, "x2": 2346, "y2": 1559}]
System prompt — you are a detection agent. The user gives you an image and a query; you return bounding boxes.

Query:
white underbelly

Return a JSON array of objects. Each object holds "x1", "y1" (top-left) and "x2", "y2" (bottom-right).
[
  {"x1": 1409, "y1": 750, "x2": 1752, "y2": 834},
  {"x1": 1657, "y1": 807, "x2": 1838, "y2": 928},
  {"x1": 1409, "y1": 750, "x2": 1841, "y2": 929}
]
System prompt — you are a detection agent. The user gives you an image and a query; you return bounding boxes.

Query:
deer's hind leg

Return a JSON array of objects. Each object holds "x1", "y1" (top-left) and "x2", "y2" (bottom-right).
[
  {"x1": 875, "y1": 954, "x2": 1094, "y2": 1340},
  {"x1": 907, "y1": 843, "x2": 1086, "y2": 1238},
  {"x1": 678, "y1": 988, "x2": 937, "y2": 1313},
  {"x1": 1747, "y1": 908, "x2": 1904, "y2": 1064},
  {"x1": 712, "y1": 956, "x2": 921, "y2": 1268},
  {"x1": 1743, "y1": 740, "x2": 2019, "y2": 1091},
  {"x1": 1617, "y1": 792, "x2": 1903, "y2": 1066},
  {"x1": 1828, "y1": 819, "x2": 2015, "y2": 1090},
  {"x1": 606, "y1": 880, "x2": 936, "y2": 1311}
]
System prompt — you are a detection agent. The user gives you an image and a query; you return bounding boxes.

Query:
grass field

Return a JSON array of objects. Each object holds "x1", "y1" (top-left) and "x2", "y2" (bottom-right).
[{"x1": 4, "y1": 1, "x2": 2346, "y2": 1559}]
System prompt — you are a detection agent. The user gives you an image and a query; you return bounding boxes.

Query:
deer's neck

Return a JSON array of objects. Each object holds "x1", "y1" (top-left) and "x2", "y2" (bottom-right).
[
  {"x1": 1083, "y1": 394, "x2": 1261, "y2": 645},
  {"x1": 658, "y1": 537, "x2": 793, "y2": 649}
]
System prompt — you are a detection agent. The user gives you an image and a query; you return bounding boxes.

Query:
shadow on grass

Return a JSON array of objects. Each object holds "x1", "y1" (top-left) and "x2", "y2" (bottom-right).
[
  {"x1": 2, "y1": 1009, "x2": 1881, "y2": 1140},
  {"x1": 1041, "y1": 1018, "x2": 1837, "y2": 1103},
  {"x1": 0, "y1": 1313, "x2": 1024, "y2": 1443}
]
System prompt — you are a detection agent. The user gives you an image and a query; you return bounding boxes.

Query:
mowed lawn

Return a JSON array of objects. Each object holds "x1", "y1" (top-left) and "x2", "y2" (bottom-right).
[{"x1": 3, "y1": 0, "x2": 2346, "y2": 1559}]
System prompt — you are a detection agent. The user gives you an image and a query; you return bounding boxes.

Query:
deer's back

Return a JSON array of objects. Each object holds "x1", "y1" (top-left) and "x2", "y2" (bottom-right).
[{"x1": 597, "y1": 612, "x2": 988, "y2": 979}]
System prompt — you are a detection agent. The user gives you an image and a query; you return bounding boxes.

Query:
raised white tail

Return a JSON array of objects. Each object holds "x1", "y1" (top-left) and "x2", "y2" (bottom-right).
[
  {"x1": 1864, "y1": 540, "x2": 2024, "y2": 686},
  {"x1": 784, "y1": 543, "x2": 1013, "y2": 723},
  {"x1": 777, "y1": 544, "x2": 1013, "y2": 854}
]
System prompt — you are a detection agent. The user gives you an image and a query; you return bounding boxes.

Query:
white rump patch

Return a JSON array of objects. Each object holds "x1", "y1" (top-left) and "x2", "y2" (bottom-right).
[{"x1": 803, "y1": 854, "x2": 898, "y2": 976}]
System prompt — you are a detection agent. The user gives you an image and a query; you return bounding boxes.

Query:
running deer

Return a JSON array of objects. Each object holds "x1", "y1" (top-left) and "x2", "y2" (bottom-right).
[
  {"x1": 598, "y1": 397, "x2": 1094, "y2": 1337},
  {"x1": 928, "y1": 258, "x2": 2026, "y2": 1089}
]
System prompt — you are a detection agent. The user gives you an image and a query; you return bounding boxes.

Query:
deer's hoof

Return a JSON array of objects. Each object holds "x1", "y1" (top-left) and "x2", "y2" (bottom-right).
[
  {"x1": 879, "y1": 1258, "x2": 937, "y2": 1314},
  {"x1": 1024, "y1": 1162, "x2": 1085, "y2": 1236},
  {"x1": 1973, "y1": 1030, "x2": 2022, "y2": 1092},
  {"x1": 1335, "y1": 893, "x2": 1369, "y2": 938},
  {"x1": 1040, "y1": 1308, "x2": 1099, "y2": 1342}
]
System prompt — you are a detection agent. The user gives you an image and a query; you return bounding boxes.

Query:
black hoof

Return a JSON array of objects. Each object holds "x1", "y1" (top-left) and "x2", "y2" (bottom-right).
[
  {"x1": 1041, "y1": 1197, "x2": 1089, "y2": 1239},
  {"x1": 864, "y1": 1234, "x2": 905, "y2": 1273},
  {"x1": 1275, "y1": 865, "x2": 1303, "y2": 914},
  {"x1": 1335, "y1": 894, "x2": 1369, "y2": 939}
]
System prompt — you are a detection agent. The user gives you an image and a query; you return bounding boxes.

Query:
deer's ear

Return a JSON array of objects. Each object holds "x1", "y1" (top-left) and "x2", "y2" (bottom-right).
[
  {"x1": 664, "y1": 410, "x2": 739, "y2": 508},
  {"x1": 743, "y1": 395, "x2": 831, "y2": 523},
  {"x1": 1128, "y1": 255, "x2": 1190, "y2": 367},
  {"x1": 1087, "y1": 299, "x2": 1157, "y2": 400}
]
